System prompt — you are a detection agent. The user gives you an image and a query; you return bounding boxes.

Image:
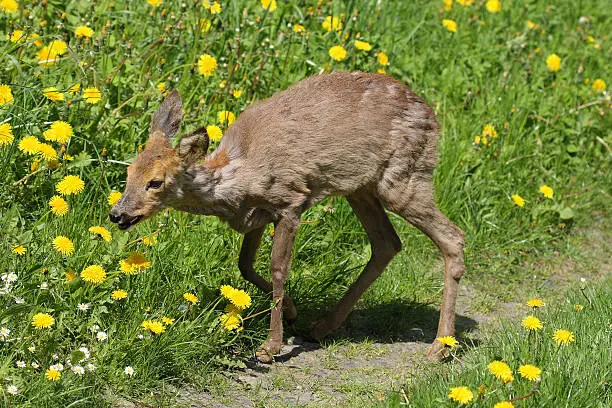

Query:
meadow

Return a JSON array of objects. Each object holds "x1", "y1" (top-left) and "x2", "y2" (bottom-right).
[{"x1": 0, "y1": 0, "x2": 610, "y2": 406}]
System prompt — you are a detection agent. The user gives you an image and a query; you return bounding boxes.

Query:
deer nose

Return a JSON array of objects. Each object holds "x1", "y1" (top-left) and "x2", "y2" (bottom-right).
[{"x1": 109, "y1": 211, "x2": 121, "y2": 224}]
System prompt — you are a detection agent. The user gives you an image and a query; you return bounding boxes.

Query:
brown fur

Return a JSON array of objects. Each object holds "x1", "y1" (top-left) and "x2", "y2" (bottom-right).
[{"x1": 110, "y1": 72, "x2": 465, "y2": 362}]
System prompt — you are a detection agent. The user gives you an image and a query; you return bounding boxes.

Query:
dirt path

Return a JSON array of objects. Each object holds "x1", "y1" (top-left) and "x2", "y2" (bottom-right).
[{"x1": 111, "y1": 226, "x2": 609, "y2": 408}]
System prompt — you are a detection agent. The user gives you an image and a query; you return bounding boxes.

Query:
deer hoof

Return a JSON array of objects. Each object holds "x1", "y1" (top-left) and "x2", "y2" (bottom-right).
[
  {"x1": 255, "y1": 342, "x2": 279, "y2": 364},
  {"x1": 308, "y1": 319, "x2": 332, "y2": 342},
  {"x1": 426, "y1": 340, "x2": 447, "y2": 361}
]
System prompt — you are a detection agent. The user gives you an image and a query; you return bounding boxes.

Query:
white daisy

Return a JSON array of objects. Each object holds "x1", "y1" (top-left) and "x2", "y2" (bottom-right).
[
  {"x1": 77, "y1": 303, "x2": 89, "y2": 311},
  {"x1": 124, "y1": 366, "x2": 135, "y2": 376},
  {"x1": 72, "y1": 365, "x2": 85, "y2": 375},
  {"x1": 16, "y1": 361, "x2": 26, "y2": 368},
  {"x1": 6, "y1": 385, "x2": 18, "y2": 395},
  {"x1": 86, "y1": 363, "x2": 96, "y2": 371},
  {"x1": 50, "y1": 363, "x2": 64, "y2": 371},
  {"x1": 96, "y1": 331, "x2": 107, "y2": 341}
]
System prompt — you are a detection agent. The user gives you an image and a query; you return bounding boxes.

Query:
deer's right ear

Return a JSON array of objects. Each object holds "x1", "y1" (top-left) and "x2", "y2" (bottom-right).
[
  {"x1": 149, "y1": 90, "x2": 183, "y2": 140},
  {"x1": 177, "y1": 127, "x2": 209, "y2": 165}
]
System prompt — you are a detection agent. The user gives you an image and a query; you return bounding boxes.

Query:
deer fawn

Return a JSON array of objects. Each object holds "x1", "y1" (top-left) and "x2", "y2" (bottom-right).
[{"x1": 109, "y1": 71, "x2": 465, "y2": 362}]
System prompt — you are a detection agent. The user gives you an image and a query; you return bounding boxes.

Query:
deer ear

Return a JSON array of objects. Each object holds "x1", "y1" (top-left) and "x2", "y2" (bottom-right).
[
  {"x1": 150, "y1": 90, "x2": 183, "y2": 139},
  {"x1": 177, "y1": 127, "x2": 209, "y2": 165}
]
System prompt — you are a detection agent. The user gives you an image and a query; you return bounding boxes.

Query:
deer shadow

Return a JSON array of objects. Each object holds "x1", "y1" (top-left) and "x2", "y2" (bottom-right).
[{"x1": 247, "y1": 299, "x2": 479, "y2": 365}]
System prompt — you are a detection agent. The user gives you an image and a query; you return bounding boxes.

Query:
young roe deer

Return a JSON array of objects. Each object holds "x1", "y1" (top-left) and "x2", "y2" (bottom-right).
[{"x1": 109, "y1": 71, "x2": 465, "y2": 362}]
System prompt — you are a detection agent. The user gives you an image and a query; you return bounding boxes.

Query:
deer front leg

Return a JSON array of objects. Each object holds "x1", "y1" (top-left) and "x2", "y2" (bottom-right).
[
  {"x1": 256, "y1": 216, "x2": 299, "y2": 363},
  {"x1": 239, "y1": 226, "x2": 297, "y2": 323}
]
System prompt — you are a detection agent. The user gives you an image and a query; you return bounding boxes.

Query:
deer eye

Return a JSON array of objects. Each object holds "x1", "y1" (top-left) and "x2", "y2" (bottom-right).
[{"x1": 145, "y1": 179, "x2": 164, "y2": 190}]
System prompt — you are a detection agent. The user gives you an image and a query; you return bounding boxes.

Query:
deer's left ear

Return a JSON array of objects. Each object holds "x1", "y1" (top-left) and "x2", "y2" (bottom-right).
[
  {"x1": 150, "y1": 90, "x2": 183, "y2": 140},
  {"x1": 177, "y1": 127, "x2": 209, "y2": 165}
]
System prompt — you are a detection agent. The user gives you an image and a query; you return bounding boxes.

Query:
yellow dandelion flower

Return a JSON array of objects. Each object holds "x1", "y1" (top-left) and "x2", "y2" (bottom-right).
[
  {"x1": 183, "y1": 292, "x2": 199, "y2": 304},
  {"x1": 0, "y1": 123, "x2": 14, "y2": 146},
  {"x1": 592, "y1": 78, "x2": 606, "y2": 92},
  {"x1": 443, "y1": 0, "x2": 453, "y2": 11},
  {"x1": 18, "y1": 136, "x2": 41, "y2": 155},
  {"x1": 37, "y1": 143, "x2": 57, "y2": 161},
  {"x1": 0, "y1": 0, "x2": 18, "y2": 13},
  {"x1": 443, "y1": 19, "x2": 457, "y2": 33},
  {"x1": 522, "y1": 315, "x2": 542, "y2": 331},
  {"x1": 355, "y1": 40, "x2": 372, "y2": 51},
  {"x1": 31, "y1": 158, "x2": 40, "y2": 172},
  {"x1": 448, "y1": 386, "x2": 473, "y2": 404},
  {"x1": 377, "y1": 68, "x2": 386, "y2": 74},
  {"x1": 486, "y1": 0, "x2": 502, "y2": 13},
  {"x1": 574, "y1": 304, "x2": 584, "y2": 312},
  {"x1": 162, "y1": 316, "x2": 174, "y2": 325},
  {"x1": 232, "y1": 89, "x2": 243, "y2": 98},
  {"x1": 228, "y1": 289, "x2": 251, "y2": 310},
  {"x1": 217, "y1": 110, "x2": 236, "y2": 125},
  {"x1": 12, "y1": 244, "x2": 26, "y2": 255},
  {"x1": 437, "y1": 336, "x2": 458, "y2": 348},
  {"x1": 203, "y1": 1, "x2": 222, "y2": 14},
  {"x1": 45, "y1": 368, "x2": 61, "y2": 381},
  {"x1": 0, "y1": 84, "x2": 14, "y2": 105},
  {"x1": 292, "y1": 24, "x2": 306, "y2": 34},
  {"x1": 552, "y1": 329, "x2": 575, "y2": 345},
  {"x1": 64, "y1": 268, "x2": 76, "y2": 283},
  {"x1": 48, "y1": 40, "x2": 67, "y2": 56},
  {"x1": 494, "y1": 402, "x2": 514, "y2": 408},
  {"x1": 119, "y1": 252, "x2": 152, "y2": 274},
  {"x1": 526, "y1": 298, "x2": 544, "y2": 308},
  {"x1": 32, "y1": 313, "x2": 55, "y2": 329},
  {"x1": 511, "y1": 194, "x2": 525, "y2": 207},
  {"x1": 142, "y1": 233, "x2": 158, "y2": 246},
  {"x1": 111, "y1": 289, "x2": 128, "y2": 300},
  {"x1": 488, "y1": 361, "x2": 514, "y2": 383},
  {"x1": 83, "y1": 87, "x2": 101, "y2": 104},
  {"x1": 518, "y1": 364, "x2": 541, "y2": 381},
  {"x1": 457, "y1": 0, "x2": 472, "y2": 5},
  {"x1": 147, "y1": 0, "x2": 162, "y2": 6},
  {"x1": 108, "y1": 191, "x2": 122, "y2": 206},
  {"x1": 322, "y1": 16, "x2": 342, "y2": 32},
  {"x1": 261, "y1": 0, "x2": 276, "y2": 11},
  {"x1": 80, "y1": 264, "x2": 106, "y2": 284},
  {"x1": 198, "y1": 54, "x2": 217, "y2": 76},
  {"x1": 546, "y1": 54, "x2": 561, "y2": 72},
  {"x1": 9, "y1": 29, "x2": 26, "y2": 43},
  {"x1": 200, "y1": 18, "x2": 211, "y2": 33},
  {"x1": 43, "y1": 121, "x2": 73, "y2": 144},
  {"x1": 206, "y1": 125, "x2": 223, "y2": 142},
  {"x1": 43, "y1": 87, "x2": 64, "y2": 102},
  {"x1": 37, "y1": 46, "x2": 58, "y2": 66},
  {"x1": 482, "y1": 124, "x2": 498, "y2": 140},
  {"x1": 220, "y1": 285, "x2": 234, "y2": 298},
  {"x1": 74, "y1": 26, "x2": 94, "y2": 38},
  {"x1": 539, "y1": 185, "x2": 554, "y2": 199},
  {"x1": 49, "y1": 195, "x2": 69, "y2": 216},
  {"x1": 88, "y1": 226, "x2": 112, "y2": 242},
  {"x1": 141, "y1": 320, "x2": 165, "y2": 334},
  {"x1": 526, "y1": 20, "x2": 538, "y2": 29},
  {"x1": 329, "y1": 45, "x2": 347, "y2": 61},
  {"x1": 52, "y1": 236, "x2": 74, "y2": 256},
  {"x1": 220, "y1": 311, "x2": 242, "y2": 330},
  {"x1": 68, "y1": 84, "x2": 80, "y2": 95},
  {"x1": 156, "y1": 83, "x2": 166, "y2": 93},
  {"x1": 377, "y1": 52, "x2": 389, "y2": 66},
  {"x1": 56, "y1": 175, "x2": 85, "y2": 195}
]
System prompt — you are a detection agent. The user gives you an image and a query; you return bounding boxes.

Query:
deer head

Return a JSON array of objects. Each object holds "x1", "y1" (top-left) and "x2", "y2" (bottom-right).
[{"x1": 109, "y1": 91, "x2": 209, "y2": 229}]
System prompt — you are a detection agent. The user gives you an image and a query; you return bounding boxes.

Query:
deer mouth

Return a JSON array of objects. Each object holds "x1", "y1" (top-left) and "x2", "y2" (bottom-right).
[{"x1": 117, "y1": 215, "x2": 143, "y2": 230}]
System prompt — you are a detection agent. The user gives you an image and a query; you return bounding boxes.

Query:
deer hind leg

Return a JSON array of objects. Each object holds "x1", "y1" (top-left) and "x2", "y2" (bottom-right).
[
  {"x1": 239, "y1": 226, "x2": 297, "y2": 323},
  {"x1": 381, "y1": 174, "x2": 465, "y2": 361},
  {"x1": 310, "y1": 191, "x2": 402, "y2": 341}
]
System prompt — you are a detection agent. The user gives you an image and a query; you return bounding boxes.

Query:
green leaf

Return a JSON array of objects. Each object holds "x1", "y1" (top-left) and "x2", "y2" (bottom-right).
[{"x1": 559, "y1": 207, "x2": 575, "y2": 220}]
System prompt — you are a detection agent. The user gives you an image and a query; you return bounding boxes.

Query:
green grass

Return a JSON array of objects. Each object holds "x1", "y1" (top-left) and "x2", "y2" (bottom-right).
[
  {"x1": 385, "y1": 280, "x2": 612, "y2": 408},
  {"x1": 0, "y1": 0, "x2": 610, "y2": 406}
]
